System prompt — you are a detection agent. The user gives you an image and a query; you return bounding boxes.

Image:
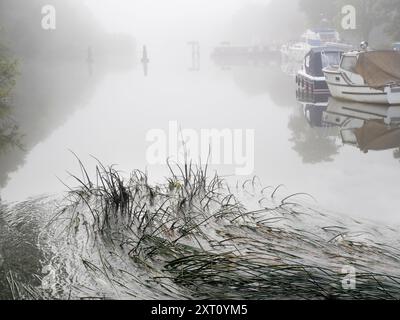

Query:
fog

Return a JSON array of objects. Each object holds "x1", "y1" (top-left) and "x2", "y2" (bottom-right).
[
  {"x1": 2, "y1": 0, "x2": 400, "y2": 302},
  {"x1": 84, "y1": 0, "x2": 271, "y2": 37},
  {"x1": 84, "y1": 0, "x2": 305, "y2": 55},
  {"x1": 1, "y1": 0, "x2": 400, "y2": 222}
]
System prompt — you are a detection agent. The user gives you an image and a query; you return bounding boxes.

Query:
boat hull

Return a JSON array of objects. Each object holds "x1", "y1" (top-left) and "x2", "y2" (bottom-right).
[
  {"x1": 324, "y1": 70, "x2": 400, "y2": 105},
  {"x1": 323, "y1": 97, "x2": 400, "y2": 126},
  {"x1": 296, "y1": 70, "x2": 330, "y2": 94}
]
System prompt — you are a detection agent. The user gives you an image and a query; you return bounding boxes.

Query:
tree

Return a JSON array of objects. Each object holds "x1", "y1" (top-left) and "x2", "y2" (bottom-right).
[
  {"x1": 0, "y1": 53, "x2": 17, "y2": 99},
  {"x1": 298, "y1": 0, "x2": 339, "y2": 27},
  {"x1": 227, "y1": 0, "x2": 306, "y2": 44},
  {"x1": 0, "y1": 36, "x2": 21, "y2": 155},
  {"x1": 336, "y1": 0, "x2": 388, "y2": 42},
  {"x1": 383, "y1": 0, "x2": 400, "y2": 41},
  {"x1": 299, "y1": 0, "x2": 400, "y2": 44}
]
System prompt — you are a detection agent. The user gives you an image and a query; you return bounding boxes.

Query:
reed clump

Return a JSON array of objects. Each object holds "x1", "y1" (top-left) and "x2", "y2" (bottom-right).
[{"x1": 36, "y1": 156, "x2": 399, "y2": 300}]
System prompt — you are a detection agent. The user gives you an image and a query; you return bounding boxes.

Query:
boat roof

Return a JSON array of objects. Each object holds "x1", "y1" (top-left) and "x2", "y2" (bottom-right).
[
  {"x1": 354, "y1": 51, "x2": 400, "y2": 88},
  {"x1": 310, "y1": 28, "x2": 337, "y2": 33},
  {"x1": 343, "y1": 50, "x2": 360, "y2": 56},
  {"x1": 344, "y1": 49, "x2": 400, "y2": 57},
  {"x1": 307, "y1": 46, "x2": 345, "y2": 54}
]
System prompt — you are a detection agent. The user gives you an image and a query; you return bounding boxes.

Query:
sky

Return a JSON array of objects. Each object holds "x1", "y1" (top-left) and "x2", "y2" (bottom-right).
[{"x1": 83, "y1": 0, "x2": 270, "y2": 44}]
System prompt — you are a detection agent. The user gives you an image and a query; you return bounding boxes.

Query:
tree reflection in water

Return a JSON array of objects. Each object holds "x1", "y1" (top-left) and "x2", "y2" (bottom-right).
[{"x1": 288, "y1": 106, "x2": 341, "y2": 164}]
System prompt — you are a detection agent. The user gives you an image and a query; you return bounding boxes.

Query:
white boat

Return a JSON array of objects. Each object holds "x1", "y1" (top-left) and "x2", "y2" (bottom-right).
[
  {"x1": 280, "y1": 28, "x2": 350, "y2": 75},
  {"x1": 340, "y1": 119, "x2": 400, "y2": 153},
  {"x1": 393, "y1": 43, "x2": 400, "y2": 51},
  {"x1": 323, "y1": 50, "x2": 400, "y2": 105},
  {"x1": 323, "y1": 98, "x2": 400, "y2": 152},
  {"x1": 323, "y1": 97, "x2": 400, "y2": 127},
  {"x1": 296, "y1": 46, "x2": 344, "y2": 94}
]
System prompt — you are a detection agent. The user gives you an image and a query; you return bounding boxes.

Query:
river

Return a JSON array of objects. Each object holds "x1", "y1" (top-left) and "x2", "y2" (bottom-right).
[{"x1": 1, "y1": 45, "x2": 400, "y2": 224}]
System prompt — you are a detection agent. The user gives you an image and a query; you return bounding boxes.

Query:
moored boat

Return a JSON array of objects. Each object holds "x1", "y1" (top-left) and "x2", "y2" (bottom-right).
[
  {"x1": 280, "y1": 28, "x2": 351, "y2": 76},
  {"x1": 323, "y1": 50, "x2": 400, "y2": 105},
  {"x1": 296, "y1": 46, "x2": 344, "y2": 95}
]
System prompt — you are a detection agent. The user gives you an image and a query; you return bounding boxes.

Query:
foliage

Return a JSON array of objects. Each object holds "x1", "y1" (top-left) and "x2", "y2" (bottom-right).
[
  {"x1": 7, "y1": 158, "x2": 400, "y2": 300},
  {"x1": 0, "y1": 34, "x2": 21, "y2": 154},
  {"x1": 0, "y1": 49, "x2": 17, "y2": 99},
  {"x1": 299, "y1": 0, "x2": 400, "y2": 43}
]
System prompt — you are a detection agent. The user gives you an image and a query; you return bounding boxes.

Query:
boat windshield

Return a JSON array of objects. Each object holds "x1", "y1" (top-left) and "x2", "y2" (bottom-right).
[
  {"x1": 321, "y1": 51, "x2": 342, "y2": 68},
  {"x1": 340, "y1": 129, "x2": 358, "y2": 145},
  {"x1": 341, "y1": 56, "x2": 358, "y2": 72}
]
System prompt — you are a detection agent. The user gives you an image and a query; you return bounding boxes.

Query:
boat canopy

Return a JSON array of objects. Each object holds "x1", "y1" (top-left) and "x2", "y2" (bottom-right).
[
  {"x1": 352, "y1": 120, "x2": 400, "y2": 152},
  {"x1": 354, "y1": 51, "x2": 400, "y2": 89},
  {"x1": 305, "y1": 47, "x2": 344, "y2": 77}
]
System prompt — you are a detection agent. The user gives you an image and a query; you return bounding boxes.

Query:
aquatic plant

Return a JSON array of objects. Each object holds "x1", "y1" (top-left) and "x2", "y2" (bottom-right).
[{"x1": 3, "y1": 155, "x2": 400, "y2": 300}]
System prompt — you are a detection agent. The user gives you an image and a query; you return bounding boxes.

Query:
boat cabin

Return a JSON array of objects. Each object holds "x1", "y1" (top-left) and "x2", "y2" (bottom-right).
[
  {"x1": 300, "y1": 28, "x2": 340, "y2": 47},
  {"x1": 323, "y1": 50, "x2": 400, "y2": 104},
  {"x1": 303, "y1": 47, "x2": 343, "y2": 77},
  {"x1": 335, "y1": 51, "x2": 365, "y2": 84},
  {"x1": 296, "y1": 47, "x2": 344, "y2": 94}
]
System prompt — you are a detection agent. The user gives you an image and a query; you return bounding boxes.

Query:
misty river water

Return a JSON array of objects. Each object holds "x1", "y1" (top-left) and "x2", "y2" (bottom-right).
[
  {"x1": 2, "y1": 45, "x2": 400, "y2": 223},
  {"x1": 2, "y1": 43, "x2": 400, "y2": 299},
  {"x1": 3, "y1": 0, "x2": 400, "y2": 302}
]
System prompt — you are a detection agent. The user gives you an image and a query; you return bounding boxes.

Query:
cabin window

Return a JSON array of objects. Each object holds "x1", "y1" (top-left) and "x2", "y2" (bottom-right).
[
  {"x1": 321, "y1": 52, "x2": 342, "y2": 68},
  {"x1": 341, "y1": 56, "x2": 357, "y2": 72},
  {"x1": 305, "y1": 55, "x2": 310, "y2": 69},
  {"x1": 341, "y1": 129, "x2": 358, "y2": 145}
]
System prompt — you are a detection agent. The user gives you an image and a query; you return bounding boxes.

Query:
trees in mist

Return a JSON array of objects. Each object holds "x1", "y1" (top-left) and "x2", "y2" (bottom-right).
[
  {"x1": 0, "y1": 0, "x2": 137, "y2": 188},
  {"x1": 0, "y1": 0, "x2": 135, "y2": 60},
  {"x1": 288, "y1": 110, "x2": 340, "y2": 164},
  {"x1": 226, "y1": 0, "x2": 305, "y2": 45},
  {"x1": 0, "y1": 45, "x2": 16, "y2": 99},
  {"x1": 384, "y1": 0, "x2": 400, "y2": 41},
  {"x1": 299, "y1": 0, "x2": 400, "y2": 45},
  {"x1": 227, "y1": 0, "x2": 399, "y2": 46},
  {"x1": 0, "y1": 44, "x2": 21, "y2": 158}
]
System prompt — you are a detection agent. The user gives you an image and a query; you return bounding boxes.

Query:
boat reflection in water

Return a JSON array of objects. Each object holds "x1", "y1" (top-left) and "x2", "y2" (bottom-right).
[
  {"x1": 323, "y1": 98, "x2": 400, "y2": 154},
  {"x1": 294, "y1": 90, "x2": 400, "y2": 161},
  {"x1": 296, "y1": 90, "x2": 333, "y2": 127},
  {"x1": 291, "y1": 90, "x2": 340, "y2": 163}
]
